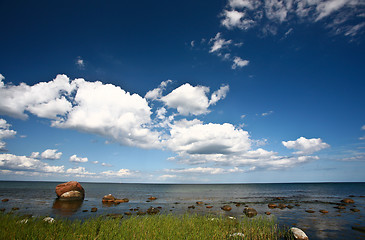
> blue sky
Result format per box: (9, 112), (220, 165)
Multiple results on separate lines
(0, 0), (364, 183)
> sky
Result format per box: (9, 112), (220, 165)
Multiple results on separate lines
(0, 0), (364, 183)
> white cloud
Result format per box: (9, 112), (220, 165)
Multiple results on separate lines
(69, 154), (88, 163)
(101, 169), (135, 177)
(101, 162), (112, 167)
(0, 153), (65, 173)
(92, 161), (99, 164)
(0, 118), (17, 151)
(145, 79), (172, 100)
(221, 0), (365, 37)
(27, 96), (72, 120)
(261, 110), (274, 117)
(165, 166), (244, 175)
(161, 83), (210, 116)
(76, 57), (85, 69)
(166, 120), (251, 156)
(0, 74), (75, 119)
(282, 137), (330, 155)
(209, 32), (232, 53)
(209, 85), (229, 105)
(232, 57), (249, 69)
(66, 166), (93, 175)
(30, 152), (40, 158)
(41, 149), (62, 160)
(361, 125), (365, 130)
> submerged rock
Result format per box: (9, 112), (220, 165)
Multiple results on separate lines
(341, 198), (355, 204)
(1, 199), (9, 202)
(243, 207), (257, 218)
(290, 227), (309, 240)
(265, 211), (271, 215)
(221, 205), (232, 211)
(319, 210), (328, 214)
(268, 203), (277, 209)
(55, 181), (85, 200)
(350, 208), (360, 212)
(305, 210), (315, 213)
(196, 201), (203, 205)
(147, 207), (160, 215)
(148, 197), (157, 201)
(206, 206), (213, 209)
(91, 207), (97, 212)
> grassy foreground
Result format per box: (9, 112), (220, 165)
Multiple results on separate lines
(0, 213), (294, 240)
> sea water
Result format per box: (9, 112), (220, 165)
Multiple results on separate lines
(0, 181), (364, 239)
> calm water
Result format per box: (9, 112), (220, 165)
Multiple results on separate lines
(0, 181), (364, 239)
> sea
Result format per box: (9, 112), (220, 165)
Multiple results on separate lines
(0, 181), (364, 239)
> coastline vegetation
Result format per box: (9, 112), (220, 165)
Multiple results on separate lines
(0, 213), (294, 239)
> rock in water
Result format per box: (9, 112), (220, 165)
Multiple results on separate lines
(221, 205), (232, 211)
(290, 227), (309, 240)
(243, 207), (257, 218)
(341, 198), (355, 204)
(147, 207), (160, 215)
(55, 181), (85, 200)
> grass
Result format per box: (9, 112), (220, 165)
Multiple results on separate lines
(0, 213), (294, 240)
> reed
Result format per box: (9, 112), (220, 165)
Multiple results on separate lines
(0, 213), (294, 239)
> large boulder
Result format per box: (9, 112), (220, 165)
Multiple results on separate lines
(55, 181), (84, 200)
(341, 198), (355, 204)
(290, 227), (309, 240)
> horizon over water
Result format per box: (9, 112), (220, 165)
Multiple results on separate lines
(0, 181), (364, 239)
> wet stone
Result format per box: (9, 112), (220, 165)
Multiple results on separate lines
(319, 210), (329, 214)
(124, 212), (132, 216)
(196, 201), (203, 205)
(305, 210), (315, 213)
(341, 198), (355, 204)
(265, 211), (271, 215)
(82, 210), (88, 212)
(11, 207), (19, 211)
(268, 203), (277, 209)
(350, 208), (360, 212)
(221, 205), (232, 211)
(1, 199), (9, 202)
(91, 207), (97, 212)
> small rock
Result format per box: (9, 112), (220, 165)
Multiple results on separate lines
(196, 201), (203, 205)
(221, 205), (232, 211)
(206, 206), (213, 209)
(243, 207), (257, 218)
(290, 227), (309, 240)
(235, 203), (241, 207)
(114, 198), (129, 203)
(295, 204), (301, 207)
(268, 203), (277, 209)
(137, 211), (146, 215)
(124, 212), (132, 216)
(352, 226), (365, 233)
(278, 203), (286, 209)
(341, 198), (355, 204)
(43, 217), (55, 223)
(148, 197), (157, 201)
(305, 210), (315, 213)
(287, 205), (294, 209)
(350, 208), (360, 212)
(265, 211), (271, 215)
(147, 207), (160, 215)
(11, 207), (19, 211)
(188, 205), (195, 209)
(82, 210), (88, 212)
(334, 206), (346, 209)
(1, 199), (9, 202)
(319, 210), (328, 214)
(102, 194), (116, 203)
(229, 233), (244, 237)
(91, 207), (97, 212)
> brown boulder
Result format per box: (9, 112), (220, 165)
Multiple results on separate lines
(148, 197), (157, 201)
(319, 210), (329, 214)
(221, 205), (232, 211)
(265, 211), (271, 215)
(278, 203), (286, 209)
(206, 206), (213, 209)
(114, 198), (129, 203)
(350, 208), (360, 212)
(243, 207), (257, 218)
(268, 203), (277, 209)
(1, 199), (9, 202)
(341, 198), (355, 204)
(305, 210), (315, 213)
(55, 181), (84, 200)
(196, 201), (203, 205)
(102, 194), (116, 203)
(91, 207), (97, 212)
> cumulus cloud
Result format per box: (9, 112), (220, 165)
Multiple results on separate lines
(66, 166), (94, 175)
(0, 118), (17, 151)
(40, 149), (62, 160)
(221, 0), (365, 37)
(30, 152), (40, 158)
(69, 154), (88, 163)
(232, 57), (249, 69)
(0, 153), (65, 173)
(209, 85), (230, 105)
(160, 83), (210, 116)
(282, 137), (330, 155)
(0, 74), (75, 120)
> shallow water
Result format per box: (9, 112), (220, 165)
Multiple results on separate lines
(0, 181), (364, 239)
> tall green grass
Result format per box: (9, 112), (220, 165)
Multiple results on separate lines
(0, 213), (294, 239)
